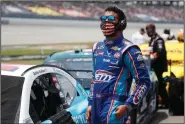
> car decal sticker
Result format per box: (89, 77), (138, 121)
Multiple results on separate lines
(1, 65), (19, 72)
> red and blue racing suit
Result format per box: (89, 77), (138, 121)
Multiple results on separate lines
(88, 34), (151, 124)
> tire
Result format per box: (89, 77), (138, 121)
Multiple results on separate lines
(47, 109), (75, 124)
(154, 83), (159, 113)
(168, 77), (184, 115)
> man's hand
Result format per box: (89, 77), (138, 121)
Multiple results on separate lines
(153, 52), (158, 58)
(115, 105), (128, 120)
(86, 106), (92, 124)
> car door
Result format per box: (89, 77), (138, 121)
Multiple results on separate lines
(18, 65), (81, 123)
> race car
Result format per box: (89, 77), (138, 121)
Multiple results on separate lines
(1, 64), (88, 124)
(44, 49), (159, 124)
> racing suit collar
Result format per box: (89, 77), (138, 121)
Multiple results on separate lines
(104, 34), (124, 48)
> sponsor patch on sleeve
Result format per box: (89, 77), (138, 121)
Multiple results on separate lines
(133, 85), (147, 104)
(158, 40), (163, 49)
(137, 54), (144, 61)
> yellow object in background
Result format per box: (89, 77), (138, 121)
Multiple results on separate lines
(163, 65), (184, 78)
(27, 7), (63, 16)
(139, 40), (184, 97)
(177, 29), (184, 42)
(139, 40), (184, 62)
(139, 40), (184, 78)
(166, 82), (170, 94)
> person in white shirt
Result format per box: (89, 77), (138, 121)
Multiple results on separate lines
(161, 28), (176, 41)
(131, 28), (147, 45)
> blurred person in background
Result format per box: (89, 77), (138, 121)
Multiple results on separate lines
(86, 6), (151, 124)
(177, 29), (184, 42)
(146, 23), (169, 108)
(161, 28), (176, 41)
(131, 28), (147, 45)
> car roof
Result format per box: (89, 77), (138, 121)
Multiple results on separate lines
(1, 63), (34, 76)
(45, 49), (92, 61)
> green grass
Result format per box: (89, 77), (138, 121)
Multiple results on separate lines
(3, 42), (95, 47)
(2, 49), (64, 56)
(1, 42), (95, 64)
(2, 42), (94, 56)
(2, 60), (43, 65)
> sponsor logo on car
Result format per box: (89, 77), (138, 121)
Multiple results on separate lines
(72, 58), (92, 61)
(1, 65), (19, 72)
(33, 68), (47, 75)
(72, 113), (87, 123)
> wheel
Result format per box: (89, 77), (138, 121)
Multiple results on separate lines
(154, 83), (159, 113)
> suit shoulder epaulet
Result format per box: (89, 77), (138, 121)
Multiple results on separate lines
(92, 41), (104, 52)
(121, 39), (140, 54)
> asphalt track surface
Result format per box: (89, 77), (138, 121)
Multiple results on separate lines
(1, 18), (184, 123)
(150, 109), (184, 124)
(2, 18), (184, 46)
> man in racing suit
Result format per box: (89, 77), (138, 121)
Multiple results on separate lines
(86, 6), (151, 124)
(146, 24), (169, 108)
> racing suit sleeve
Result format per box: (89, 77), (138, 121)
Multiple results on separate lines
(88, 43), (98, 106)
(123, 47), (151, 110)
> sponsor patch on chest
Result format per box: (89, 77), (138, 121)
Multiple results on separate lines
(103, 58), (110, 62)
(114, 52), (121, 59)
(94, 70), (114, 83)
(98, 52), (104, 55)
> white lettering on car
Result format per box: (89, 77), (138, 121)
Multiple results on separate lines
(72, 113), (87, 124)
(33, 69), (47, 75)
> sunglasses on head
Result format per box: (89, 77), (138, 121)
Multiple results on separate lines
(100, 15), (116, 22)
